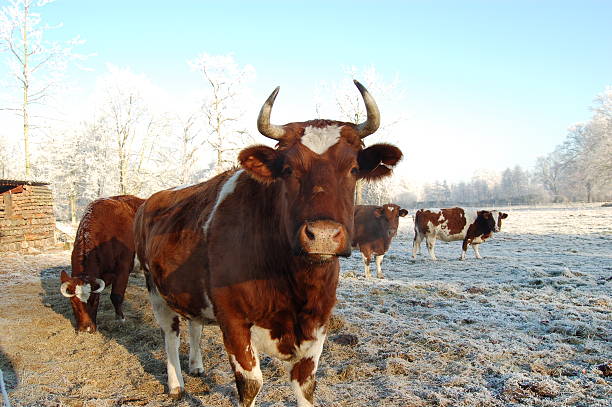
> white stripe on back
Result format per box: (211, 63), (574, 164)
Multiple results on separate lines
(203, 170), (244, 235)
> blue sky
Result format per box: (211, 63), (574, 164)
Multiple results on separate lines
(15, 0), (612, 182)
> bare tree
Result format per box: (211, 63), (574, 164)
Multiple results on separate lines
(91, 66), (171, 196)
(189, 53), (255, 174)
(0, 0), (83, 178)
(534, 149), (568, 202)
(173, 110), (206, 185)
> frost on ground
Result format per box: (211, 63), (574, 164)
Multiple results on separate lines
(0, 204), (610, 406)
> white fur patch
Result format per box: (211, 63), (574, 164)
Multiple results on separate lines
(199, 291), (216, 321)
(229, 353), (263, 382)
(250, 325), (326, 362)
(203, 170), (244, 235)
(75, 284), (91, 303)
(301, 125), (341, 155)
(490, 210), (501, 232)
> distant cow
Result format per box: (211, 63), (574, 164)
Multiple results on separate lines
(412, 207), (508, 260)
(352, 204), (408, 278)
(134, 80), (403, 404)
(60, 195), (145, 333)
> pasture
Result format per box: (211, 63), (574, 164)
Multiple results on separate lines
(0, 204), (610, 406)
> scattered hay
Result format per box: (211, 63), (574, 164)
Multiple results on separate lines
(1, 206), (611, 406)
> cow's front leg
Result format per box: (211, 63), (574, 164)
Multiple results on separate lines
(426, 236), (437, 260)
(361, 251), (372, 278)
(110, 263), (131, 322)
(223, 322), (262, 407)
(375, 254), (385, 278)
(287, 327), (326, 407)
(188, 319), (204, 375)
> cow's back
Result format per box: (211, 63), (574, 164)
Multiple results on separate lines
(71, 195), (144, 278)
(414, 207), (476, 242)
(134, 171), (235, 317)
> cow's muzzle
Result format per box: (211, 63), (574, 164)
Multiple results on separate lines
(296, 220), (350, 260)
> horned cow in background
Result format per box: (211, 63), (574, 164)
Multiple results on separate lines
(352, 203), (408, 278)
(60, 195), (145, 333)
(134, 80), (403, 406)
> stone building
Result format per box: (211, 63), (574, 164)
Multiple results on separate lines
(0, 180), (56, 254)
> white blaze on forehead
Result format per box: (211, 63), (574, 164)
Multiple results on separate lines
(387, 206), (395, 212)
(490, 210), (502, 231)
(203, 170), (244, 235)
(301, 125), (342, 155)
(75, 284), (91, 303)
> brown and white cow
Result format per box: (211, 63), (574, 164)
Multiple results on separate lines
(134, 81), (403, 405)
(60, 195), (144, 333)
(412, 207), (508, 260)
(352, 204), (408, 278)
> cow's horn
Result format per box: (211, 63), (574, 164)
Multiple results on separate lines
(354, 80), (380, 138)
(60, 282), (75, 298)
(257, 86), (285, 140)
(92, 279), (105, 293)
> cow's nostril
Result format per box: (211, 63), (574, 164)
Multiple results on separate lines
(305, 226), (316, 240)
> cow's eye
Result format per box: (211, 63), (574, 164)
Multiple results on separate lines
(282, 166), (293, 177)
(350, 167), (359, 176)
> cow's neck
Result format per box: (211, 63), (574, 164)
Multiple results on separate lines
(241, 176), (339, 314)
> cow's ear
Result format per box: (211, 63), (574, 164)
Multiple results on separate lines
(357, 143), (403, 180)
(239, 145), (282, 183)
(60, 270), (70, 283)
(399, 209), (408, 217)
(501, 212), (508, 219)
(374, 207), (384, 217)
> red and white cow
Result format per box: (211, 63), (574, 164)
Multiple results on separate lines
(352, 204), (408, 278)
(134, 81), (403, 405)
(60, 195), (145, 333)
(412, 207), (508, 260)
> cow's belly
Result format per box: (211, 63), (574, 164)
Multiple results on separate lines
(469, 235), (486, 244)
(434, 230), (465, 242)
(250, 325), (325, 362)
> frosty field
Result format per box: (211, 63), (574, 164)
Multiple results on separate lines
(0, 204), (610, 406)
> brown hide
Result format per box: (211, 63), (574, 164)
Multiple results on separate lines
(134, 81), (404, 402)
(413, 207), (506, 260)
(63, 195), (144, 332)
(462, 210), (497, 250)
(352, 204), (407, 258)
(414, 207), (467, 236)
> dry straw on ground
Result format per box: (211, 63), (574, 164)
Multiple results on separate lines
(0, 204), (610, 406)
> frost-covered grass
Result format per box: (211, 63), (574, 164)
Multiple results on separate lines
(0, 204), (610, 406)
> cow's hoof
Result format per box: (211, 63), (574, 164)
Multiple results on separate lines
(169, 387), (184, 400)
(189, 366), (204, 376)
